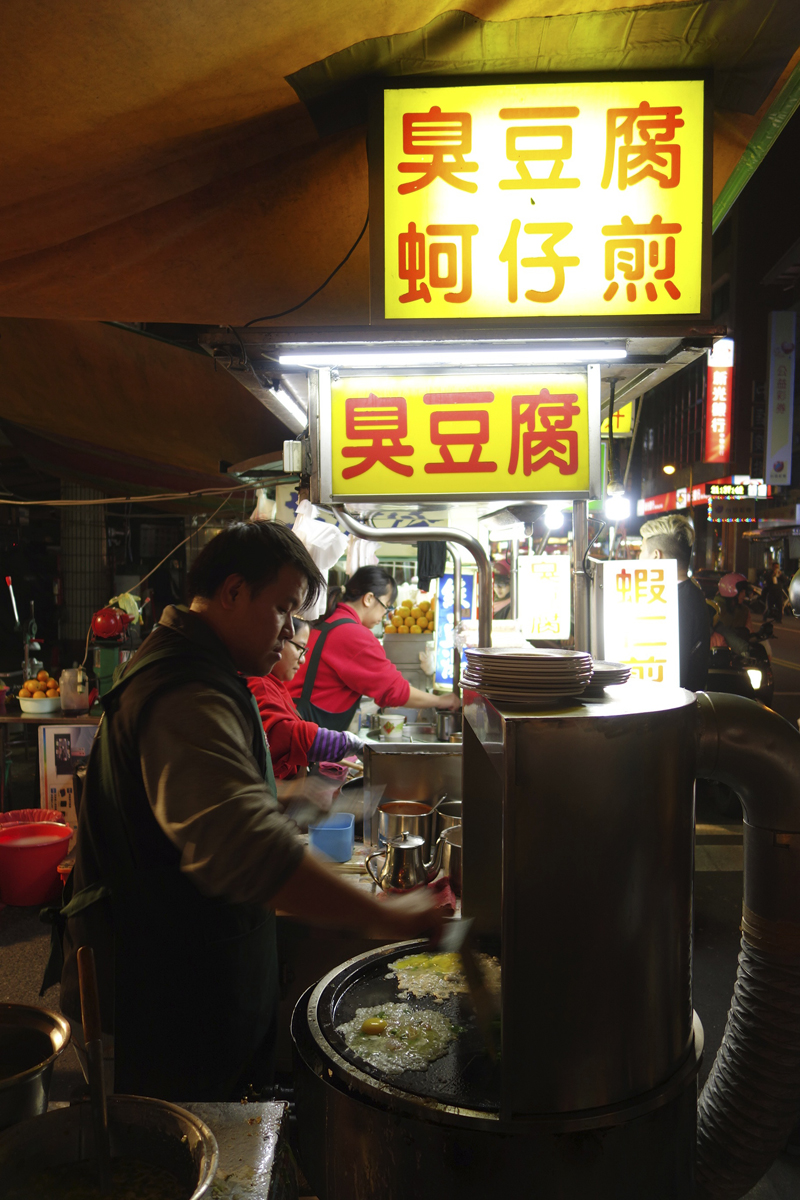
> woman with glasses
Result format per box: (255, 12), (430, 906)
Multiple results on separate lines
(247, 618), (364, 780)
(289, 565), (460, 731)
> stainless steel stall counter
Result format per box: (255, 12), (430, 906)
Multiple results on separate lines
(363, 721), (461, 807)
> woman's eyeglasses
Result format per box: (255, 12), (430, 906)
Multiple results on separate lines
(374, 596), (394, 616)
(286, 639), (308, 661)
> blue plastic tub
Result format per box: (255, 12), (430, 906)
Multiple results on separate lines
(308, 813), (355, 863)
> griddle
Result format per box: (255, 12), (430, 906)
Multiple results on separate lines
(315, 944), (502, 1112)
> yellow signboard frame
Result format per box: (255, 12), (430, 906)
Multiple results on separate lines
(369, 72), (712, 328)
(316, 366), (601, 503)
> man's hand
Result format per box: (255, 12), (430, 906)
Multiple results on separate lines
(365, 889), (445, 944)
(434, 691), (461, 712)
(277, 776), (340, 815)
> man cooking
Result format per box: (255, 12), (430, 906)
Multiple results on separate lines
(59, 521), (442, 1102)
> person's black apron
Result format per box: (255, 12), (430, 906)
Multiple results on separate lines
(46, 624), (281, 1102)
(294, 616), (361, 732)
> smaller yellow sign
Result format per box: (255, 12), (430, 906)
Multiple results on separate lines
(519, 554), (572, 639)
(600, 401), (633, 435)
(603, 561), (680, 686)
(326, 372), (594, 501)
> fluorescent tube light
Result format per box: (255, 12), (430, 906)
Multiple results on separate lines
(267, 385), (307, 433)
(278, 348), (627, 369)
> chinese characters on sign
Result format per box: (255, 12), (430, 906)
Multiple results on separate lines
(518, 555), (572, 640)
(379, 80), (705, 320)
(765, 312), (797, 486)
(704, 338), (733, 463)
(434, 573), (474, 688)
(328, 373), (592, 499)
(603, 561), (680, 687)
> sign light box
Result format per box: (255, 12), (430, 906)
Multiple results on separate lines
(603, 560), (680, 687)
(371, 76), (710, 323)
(319, 369), (600, 502)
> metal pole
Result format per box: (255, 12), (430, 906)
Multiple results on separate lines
(510, 535), (519, 620)
(331, 506), (493, 648)
(449, 543), (462, 691)
(572, 500), (591, 652)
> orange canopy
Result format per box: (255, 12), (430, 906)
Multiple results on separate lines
(0, 0), (797, 328)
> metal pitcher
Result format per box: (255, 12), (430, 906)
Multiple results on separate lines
(366, 831), (444, 892)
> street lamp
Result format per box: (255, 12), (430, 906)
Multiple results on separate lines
(663, 464), (676, 475)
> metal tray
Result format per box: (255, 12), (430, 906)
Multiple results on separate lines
(314, 943), (501, 1112)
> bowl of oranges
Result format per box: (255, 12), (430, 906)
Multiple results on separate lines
(18, 671), (62, 714)
(384, 597), (436, 638)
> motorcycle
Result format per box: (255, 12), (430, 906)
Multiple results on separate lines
(707, 620), (774, 706)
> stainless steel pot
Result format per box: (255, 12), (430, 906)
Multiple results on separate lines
(435, 799), (462, 839)
(436, 710), (463, 741)
(0, 1095), (218, 1199)
(438, 825), (462, 896)
(0, 1004), (70, 1132)
(377, 800), (433, 856)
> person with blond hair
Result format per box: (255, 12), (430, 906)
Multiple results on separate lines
(639, 512), (710, 691)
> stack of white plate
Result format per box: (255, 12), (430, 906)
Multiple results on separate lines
(462, 647), (594, 706)
(584, 661), (632, 697)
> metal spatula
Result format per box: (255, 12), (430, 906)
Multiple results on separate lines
(437, 918), (498, 1061)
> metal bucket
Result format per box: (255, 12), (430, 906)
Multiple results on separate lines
(378, 800), (433, 857)
(0, 1004), (70, 1132)
(438, 825), (462, 896)
(435, 799), (462, 839)
(435, 711), (462, 741)
(0, 1094), (218, 1199)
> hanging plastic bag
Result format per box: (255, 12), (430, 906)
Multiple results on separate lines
(250, 488), (275, 522)
(292, 500), (348, 619)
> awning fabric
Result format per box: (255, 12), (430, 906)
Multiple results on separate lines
(0, 318), (286, 494)
(0, 0), (798, 328)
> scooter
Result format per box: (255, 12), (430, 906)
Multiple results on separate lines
(707, 621), (774, 706)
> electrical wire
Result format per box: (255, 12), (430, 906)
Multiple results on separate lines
(0, 481), (298, 508)
(127, 491), (235, 595)
(244, 212), (369, 327)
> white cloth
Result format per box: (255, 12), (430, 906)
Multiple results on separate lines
(345, 534), (379, 576)
(292, 500), (348, 619)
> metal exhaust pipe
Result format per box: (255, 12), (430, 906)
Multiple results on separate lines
(695, 692), (800, 1199)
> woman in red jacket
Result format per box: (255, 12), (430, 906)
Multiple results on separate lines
(248, 620), (363, 779)
(288, 566), (460, 731)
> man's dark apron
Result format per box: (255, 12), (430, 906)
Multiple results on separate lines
(45, 634), (280, 1102)
(293, 616), (361, 731)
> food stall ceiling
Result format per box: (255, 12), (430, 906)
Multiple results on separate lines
(0, 3), (794, 489)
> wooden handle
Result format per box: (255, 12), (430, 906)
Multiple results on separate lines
(77, 945), (103, 1045)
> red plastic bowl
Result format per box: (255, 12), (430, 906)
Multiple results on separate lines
(0, 822), (72, 906)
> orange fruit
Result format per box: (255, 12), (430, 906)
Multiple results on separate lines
(398, 626), (409, 634)
(46, 689), (59, 698)
(404, 616), (414, 627)
(411, 624), (422, 633)
(391, 614), (403, 628)
(417, 617), (428, 630)
(46, 678), (58, 690)
(17, 689), (27, 699)
(384, 623), (396, 634)
(32, 690), (47, 699)
(419, 601), (431, 613)
(37, 670), (49, 682)
(25, 680), (38, 693)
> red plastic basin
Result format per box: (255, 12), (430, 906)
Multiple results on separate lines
(0, 822), (72, 906)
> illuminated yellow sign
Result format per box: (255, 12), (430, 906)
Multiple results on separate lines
(376, 78), (706, 321)
(601, 401), (633, 435)
(324, 372), (594, 501)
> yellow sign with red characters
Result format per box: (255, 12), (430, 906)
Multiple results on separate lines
(373, 77), (708, 322)
(321, 371), (598, 502)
